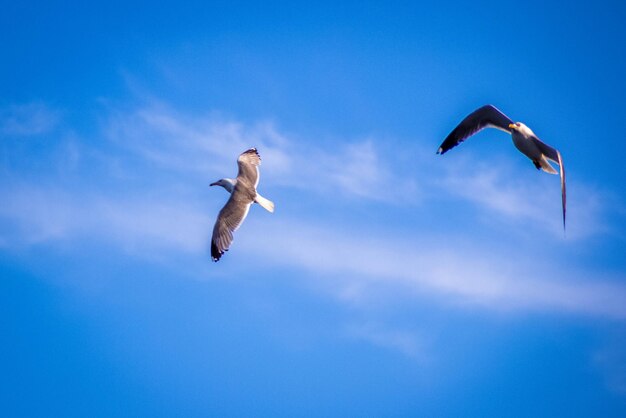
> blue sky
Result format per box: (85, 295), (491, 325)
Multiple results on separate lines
(2, 1), (626, 416)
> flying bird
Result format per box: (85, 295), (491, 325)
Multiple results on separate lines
(437, 104), (566, 230)
(210, 148), (275, 261)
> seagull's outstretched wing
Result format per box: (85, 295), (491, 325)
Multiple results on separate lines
(211, 195), (252, 261)
(437, 105), (514, 154)
(237, 148), (261, 188)
(531, 138), (567, 230)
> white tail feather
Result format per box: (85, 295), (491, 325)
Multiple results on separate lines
(539, 155), (558, 174)
(255, 194), (275, 213)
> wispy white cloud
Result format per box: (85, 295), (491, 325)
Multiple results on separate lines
(1, 99), (624, 324)
(101, 101), (615, 236)
(0, 102), (60, 136)
(2, 180), (625, 321)
(240, 217), (626, 320)
(345, 322), (428, 361)
(104, 102), (418, 203)
(105, 103), (285, 176)
(0, 183), (211, 256)
(593, 335), (626, 396)
(436, 155), (612, 239)
(0, 185), (76, 244)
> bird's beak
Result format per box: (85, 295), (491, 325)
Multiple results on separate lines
(210, 181), (218, 187)
(508, 123), (516, 129)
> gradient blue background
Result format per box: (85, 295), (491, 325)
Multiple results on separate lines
(2, 1), (626, 416)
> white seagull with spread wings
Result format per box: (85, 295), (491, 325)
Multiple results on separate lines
(437, 104), (566, 230)
(210, 148), (274, 261)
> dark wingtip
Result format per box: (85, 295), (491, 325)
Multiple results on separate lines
(211, 241), (223, 262)
(244, 147), (261, 160)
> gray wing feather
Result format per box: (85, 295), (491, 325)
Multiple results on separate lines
(237, 148), (261, 188)
(437, 105), (514, 154)
(211, 193), (252, 261)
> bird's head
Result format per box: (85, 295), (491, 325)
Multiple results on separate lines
(210, 178), (236, 193)
(508, 122), (534, 136)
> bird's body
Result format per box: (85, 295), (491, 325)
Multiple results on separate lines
(210, 148), (274, 262)
(437, 105), (566, 230)
(509, 123), (559, 175)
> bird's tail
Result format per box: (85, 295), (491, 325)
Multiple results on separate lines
(538, 155), (558, 174)
(255, 194), (275, 213)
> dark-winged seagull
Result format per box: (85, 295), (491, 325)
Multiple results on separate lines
(437, 104), (566, 230)
(210, 148), (274, 261)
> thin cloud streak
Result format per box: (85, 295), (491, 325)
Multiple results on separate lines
(242, 217), (626, 320)
(1, 99), (624, 321)
(436, 155), (611, 239)
(3, 180), (625, 321)
(104, 103), (418, 203)
(103, 101), (612, 235)
(0, 183), (211, 255)
(0, 102), (60, 136)
(345, 322), (428, 361)
(594, 337), (626, 395)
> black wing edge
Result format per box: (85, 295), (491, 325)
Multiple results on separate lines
(211, 241), (224, 262)
(241, 147), (260, 159)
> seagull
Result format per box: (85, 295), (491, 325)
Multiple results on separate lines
(210, 148), (274, 261)
(437, 104), (566, 230)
